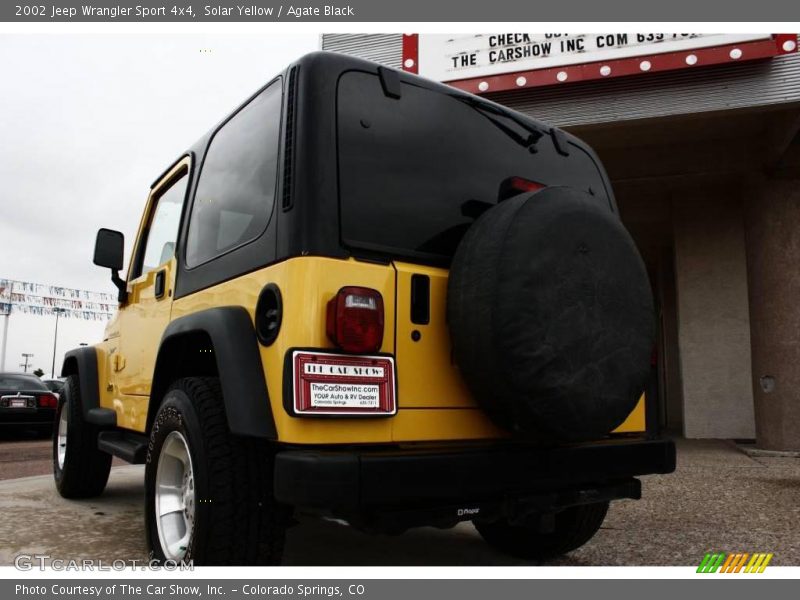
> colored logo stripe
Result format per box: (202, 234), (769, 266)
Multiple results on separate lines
(697, 553), (726, 573)
(759, 554), (774, 572)
(697, 553), (712, 573)
(745, 554), (761, 573)
(744, 553), (774, 573)
(710, 553), (726, 573)
(734, 553), (749, 573)
(720, 554), (736, 573)
(697, 552), (773, 573)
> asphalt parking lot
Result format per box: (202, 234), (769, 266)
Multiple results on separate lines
(0, 429), (124, 481)
(0, 429), (53, 481)
(0, 437), (797, 566)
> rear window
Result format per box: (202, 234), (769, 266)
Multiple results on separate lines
(0, 375), (47, 391)
(337, 71), (610, 262)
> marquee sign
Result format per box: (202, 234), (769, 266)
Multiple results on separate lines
(402, 34), (798, 94)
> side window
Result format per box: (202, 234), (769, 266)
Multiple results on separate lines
(134, 169), (188, 278)
(186, 80), (282, 268)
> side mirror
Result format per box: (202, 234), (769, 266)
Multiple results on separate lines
(93, 228), (127, 303)
(93, 228), (124, 270)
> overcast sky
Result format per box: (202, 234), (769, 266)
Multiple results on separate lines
(0, 34), (318, 376)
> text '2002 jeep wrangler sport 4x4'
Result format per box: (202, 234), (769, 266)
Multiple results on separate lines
(53, 52), (675, 565)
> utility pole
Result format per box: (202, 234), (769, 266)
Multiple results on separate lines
(51, 307), (66, 378)
(1, 279), (11, 372)
(0, 307), (9, 372)
(20, 353), (33, 373)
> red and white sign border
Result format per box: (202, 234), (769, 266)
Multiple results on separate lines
(291, 350), (398, 417)
(402, 34), (798, 95)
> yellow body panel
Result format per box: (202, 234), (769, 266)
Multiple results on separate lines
(116, 260), (176, 398)
(391, 408), (507, 441)
(170, 255), (645, 443)
(613, 394), (646, 433)
(95, 250), (646, 441)
(394, 263), (474, 408)
(394, 260), (645, 436)
(96, 322), (151, 431)
(171, 256), (396, 444)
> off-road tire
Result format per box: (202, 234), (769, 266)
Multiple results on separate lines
(474, 501), (609, 561)
(53, 374), (112, 498)
(145, 377), (289, 566)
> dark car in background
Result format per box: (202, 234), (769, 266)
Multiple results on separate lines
(42, 378), (65, 398)
(0, 373), (59, 436)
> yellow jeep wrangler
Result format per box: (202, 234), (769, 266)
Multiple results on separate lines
(53, 52), (674, 565)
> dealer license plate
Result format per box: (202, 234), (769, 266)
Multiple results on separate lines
(292, 351), (396, 416)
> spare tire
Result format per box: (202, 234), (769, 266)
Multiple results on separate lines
(447, 186), (654, 442)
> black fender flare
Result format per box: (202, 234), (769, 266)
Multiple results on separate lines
(61, 346), (115, 425)
(152, 306), (277, 439)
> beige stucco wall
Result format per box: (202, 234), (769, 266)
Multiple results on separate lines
(673, 191), (755, 439)
(745, 175), (800, 451)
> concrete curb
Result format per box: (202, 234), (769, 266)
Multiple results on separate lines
(738, 445), (800, 458)
(0, 465), (143, 488)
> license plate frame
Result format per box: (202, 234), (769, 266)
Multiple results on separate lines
(292, 350), (397, 416)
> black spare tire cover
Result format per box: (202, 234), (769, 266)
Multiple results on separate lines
(447, 187), (654, 441)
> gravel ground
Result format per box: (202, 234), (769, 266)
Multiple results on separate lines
(0, 437), (796, 566)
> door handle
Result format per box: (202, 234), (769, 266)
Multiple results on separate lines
(154, 269), (166, 300)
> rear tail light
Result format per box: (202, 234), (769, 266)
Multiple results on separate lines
(499, 176), (546, 201)
(38, 393), (58, 409)
(326, 287), (384, 354)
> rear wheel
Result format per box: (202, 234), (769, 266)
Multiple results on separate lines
(52, 375), (112, 498)
(145, 377), (289, 565)
(474, 502), (609, 561)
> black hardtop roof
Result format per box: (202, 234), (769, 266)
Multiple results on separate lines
(172, 50), (582, 182)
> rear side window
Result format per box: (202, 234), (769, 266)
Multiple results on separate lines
(186, 80), (282, 268)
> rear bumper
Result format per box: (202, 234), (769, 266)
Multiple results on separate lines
(0, 407), (56, 426)
(274, 438), (675, 525)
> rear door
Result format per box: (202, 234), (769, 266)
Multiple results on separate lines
(394, 262), (475, 408)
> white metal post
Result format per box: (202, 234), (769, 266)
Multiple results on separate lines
(0, 311), (9, 372)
